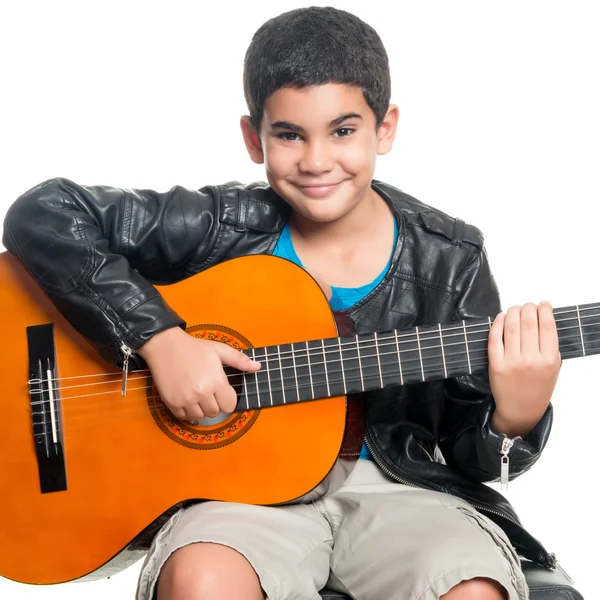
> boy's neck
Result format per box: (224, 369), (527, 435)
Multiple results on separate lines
(286, 185), (396, 291)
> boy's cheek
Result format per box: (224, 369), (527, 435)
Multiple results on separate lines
(263, 147), (298, 177)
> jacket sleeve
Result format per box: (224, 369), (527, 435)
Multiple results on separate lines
(438, 244), (553, 484)
(2, 177), (221, 367)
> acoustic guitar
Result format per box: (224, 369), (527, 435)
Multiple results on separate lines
(0, 252), (597, 585)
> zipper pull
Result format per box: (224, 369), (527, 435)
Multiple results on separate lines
(120, 343), (134, 396)
(499, 435), (521, 490)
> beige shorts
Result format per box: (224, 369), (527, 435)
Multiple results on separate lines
(137, 460), (528, 600)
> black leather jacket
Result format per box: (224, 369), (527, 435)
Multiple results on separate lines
(2, 177), (556, 568)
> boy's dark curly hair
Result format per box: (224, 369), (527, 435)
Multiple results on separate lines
(243, 6), (391, 131)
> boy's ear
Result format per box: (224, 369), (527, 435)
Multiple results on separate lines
(240, 116), (264, 164)
(376, 104), (400, 156)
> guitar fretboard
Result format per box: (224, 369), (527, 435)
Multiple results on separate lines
(231, 302), (600, 410)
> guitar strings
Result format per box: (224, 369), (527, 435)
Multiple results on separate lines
(27, 336), (600, 435)
(32, 338), (494, 409)
(28, 306), (600, 389)
(28, 318), (600, 404)
(27, 322), (591, 403)
(29, 332), (600, 432)
(28, 324), (600, 413)
(26, 327), (499, 395)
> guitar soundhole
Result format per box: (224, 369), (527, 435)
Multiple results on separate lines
(146, 324), (260, 450)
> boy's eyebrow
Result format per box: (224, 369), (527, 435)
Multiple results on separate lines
(270, 112), (363, 132)
(330, 112), (362, 127)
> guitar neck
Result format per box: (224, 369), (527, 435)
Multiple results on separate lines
(235, 302), (600, 410)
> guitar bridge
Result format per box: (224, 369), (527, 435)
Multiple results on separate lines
(27, 324), (67, 494)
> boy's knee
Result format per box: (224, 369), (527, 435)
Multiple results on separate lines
(442, 577), (508, 600)
(157, 542), (264, 600)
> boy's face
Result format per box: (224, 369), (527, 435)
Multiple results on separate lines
(241, 83), (398, 224)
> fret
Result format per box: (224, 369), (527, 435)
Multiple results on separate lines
(579, 302), (600, 358)
(306, 339), (329, 400)
(250, 346), (267, 408)
(439, 323), (467, 378)
(264, 346), (274, 406)
(463, 318), (490, 375)
(291, 343), (300, 401)
(355, 334), (365, 391)
(374, 332), (384, 389)
(415, 327), (425, 381)
(254, 348), (273, 408)
(321, 339), (331, 396)
(338, 337), (347, 394)
(242, 351), (250, 409)
(305, 341), (314, 399)
(395, 327), (420, 385)
(377, 331), (404, 387)
(438, 324), (447, 379)
(276, 345), (286, 403)
(252, 347), (261, 408)
(339, 335), (362, 394)
(278, 342), (298, 403)
(258, 346), (280, 406)
(394, 330), (404, 385)
(356, 332), (384, 391)
(322, 337), (345, 397)
(576, 305), (585, 356)
(557, 305), (583, 358)
(462, 321), (472, 375)
(253, 345), (286, 407)
(484, 316), (493, 373)
(291, 341), (312, 402)
(413, 324), (445, 382)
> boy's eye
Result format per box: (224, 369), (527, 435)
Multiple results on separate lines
(278, 132), (301, 141)
(333, 127), (355, 138)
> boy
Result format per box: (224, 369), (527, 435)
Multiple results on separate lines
(2, 6), (561, 600)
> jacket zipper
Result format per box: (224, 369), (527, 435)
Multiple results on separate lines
(500, 434), (522, 490)
(119, 342), (135, 396)
(363, 436), (574, 583)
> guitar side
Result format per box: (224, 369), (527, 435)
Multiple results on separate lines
(0, 252), (350, 585)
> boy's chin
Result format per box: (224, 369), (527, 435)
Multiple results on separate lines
(295, 204), (355, 224)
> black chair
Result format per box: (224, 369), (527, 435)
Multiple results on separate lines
(318, 560), (583, 599)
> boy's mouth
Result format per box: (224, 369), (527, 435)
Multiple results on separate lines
(295, 182), (343, 198)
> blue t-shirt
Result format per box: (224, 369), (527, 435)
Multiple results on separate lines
(272, 218), (399, 460)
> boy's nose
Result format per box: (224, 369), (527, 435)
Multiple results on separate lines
(299, 140), (334, 174)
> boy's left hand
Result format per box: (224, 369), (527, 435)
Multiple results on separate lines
(488, 301), (562, 438)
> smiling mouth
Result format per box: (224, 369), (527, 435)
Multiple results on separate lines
(295, 182), (343, 198)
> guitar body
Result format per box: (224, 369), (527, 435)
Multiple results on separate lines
(0, 252), (356, 585)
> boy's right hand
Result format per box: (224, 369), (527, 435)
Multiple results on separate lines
(136, 327), (261, 422)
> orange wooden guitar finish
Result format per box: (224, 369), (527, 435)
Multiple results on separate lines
(4, 250), (596, 586)
(0, 252), (349, 585)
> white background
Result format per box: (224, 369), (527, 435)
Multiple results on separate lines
(1, 1), (598, 598)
